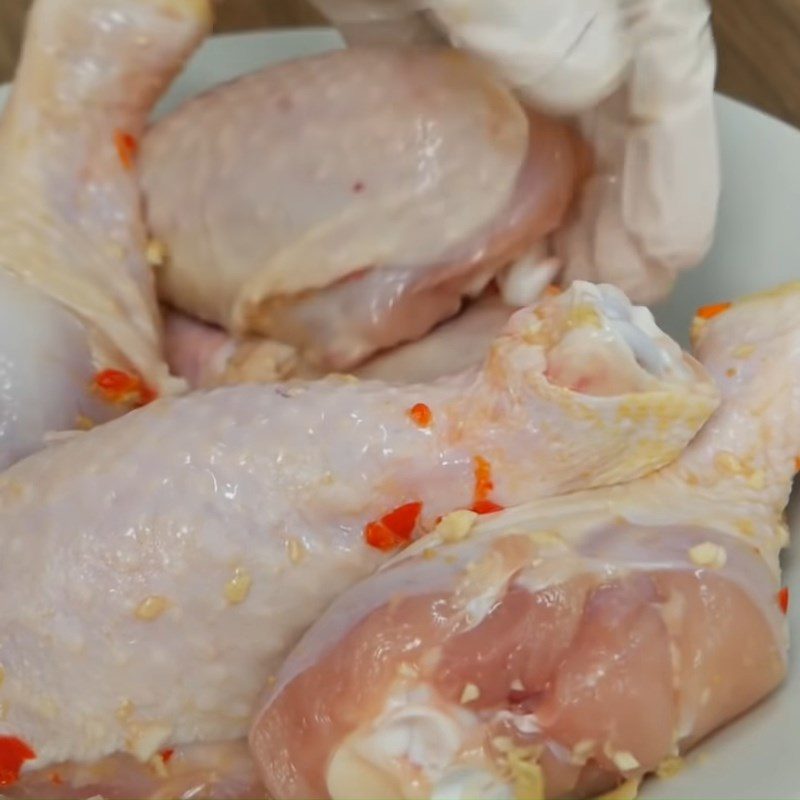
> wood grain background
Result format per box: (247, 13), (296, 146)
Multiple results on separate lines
(2, 1), (800, 129)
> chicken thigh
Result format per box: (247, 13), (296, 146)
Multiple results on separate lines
(141, 47), (587, 371)
(252, 285), (798, 799)
(0, 0), (207, 467)
(0, 283), (716, 779)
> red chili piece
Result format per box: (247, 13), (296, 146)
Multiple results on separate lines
(114, 130), (138, 170)
(695, 301), (731, 320)
(364, 501), (423, 551)
(471, 456), (503, 514)
(778, 587), (790, 615)
(408, 403), (433, 428)
(0, 736), (36, 786)
(92, 369), (156, 407)
(472, 499), (505, 515)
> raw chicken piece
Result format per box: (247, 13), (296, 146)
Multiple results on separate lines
(164, 293), (511, 389)
(0, 0), (207, 467)
(252, 286), (798, 799)
(140, 47), (587, 370)
(0, 283), (717, 775)
(355, 292), (513, 383)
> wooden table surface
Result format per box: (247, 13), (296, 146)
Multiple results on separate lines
(1, 0), (800, 129)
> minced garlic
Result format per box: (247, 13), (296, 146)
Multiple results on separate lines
(126, 722), (171, 762)
(224, 567), (252, 604)
(611, 750), (640, 772)
(571, 739), (595, 765)
(713, 451), (743, 475)
(688, 542), (727, 569)
(736, 518), (756, 537)
(460, 683), (480, 704)
(75, 414), (95, 431)
(286, 537), (307, 565)
(733, 344), (755, 359)
(135, 596), (170, 621)
(146, 239), (167, 267)
(434, 509), (478, 543)
(656, 755), (684, 779)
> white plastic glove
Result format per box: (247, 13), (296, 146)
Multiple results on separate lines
(311, 0), (719, 304)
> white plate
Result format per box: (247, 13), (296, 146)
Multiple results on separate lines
(2, 26), (798, 800)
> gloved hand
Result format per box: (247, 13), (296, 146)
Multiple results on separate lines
(310, 0), (719, 305)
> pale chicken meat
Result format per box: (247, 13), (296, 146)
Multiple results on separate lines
(0, 0), (207, 467)
(355, 292), (512, 383)
(252, 285), (798, 800)
(140, 47), (587, 371)
(0, 283), (717, 780)
(164, 295), (511, 389)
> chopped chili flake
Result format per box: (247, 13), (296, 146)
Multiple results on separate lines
(50, 772), (63, 786)
(473, 455), (494, 502)
(778, 587), (790, 615)
(408, 403), (433, 428)
(114, 130), (138, 170)
(0, 736), (36, 786)
(795, 457), (800, 473)
(381, 501), (422, 539)
(471, 456), (503, 513)
(160, 748), (174, 764)
(91, 369), (156, 407)
(364, 521), (398, 551)
(472, 499), (505, 515)
(696, 301), (731, 320)
(364, 501), (423, 551)
(353, 181), (365, 193)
